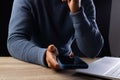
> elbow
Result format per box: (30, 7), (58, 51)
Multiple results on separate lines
(7, 38), (14, 57)
(7, 37), (19, 58)
(87, 36), (104, 58)
(80, 35), (104, 58)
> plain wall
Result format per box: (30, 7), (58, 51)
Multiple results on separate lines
(109, 0), (120, 57)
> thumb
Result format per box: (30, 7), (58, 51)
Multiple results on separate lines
(47, 44), (59, 56)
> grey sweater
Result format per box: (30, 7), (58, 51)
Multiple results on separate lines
(7, 0), (104, 66)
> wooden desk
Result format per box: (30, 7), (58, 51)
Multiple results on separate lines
(0, 57), (102, 80)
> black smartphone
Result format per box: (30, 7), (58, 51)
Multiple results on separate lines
(57, 56), (88, 69)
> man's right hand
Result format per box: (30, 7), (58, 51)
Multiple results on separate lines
(46, 44), (60, 70)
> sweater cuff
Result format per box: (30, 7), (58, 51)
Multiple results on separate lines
(70, 7), (86, 24)
(37, 48), (48, 67)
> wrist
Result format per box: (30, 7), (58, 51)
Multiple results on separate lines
(70, 7), (82, 14)
(70, 7), (80, 13)
(68, 0), (81, 13)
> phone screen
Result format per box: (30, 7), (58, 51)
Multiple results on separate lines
(57, 56), (88, 69)
(57, 56), (74, 64)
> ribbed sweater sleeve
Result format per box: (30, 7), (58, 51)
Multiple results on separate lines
(70, 0), (104, 58)
(7, 0), (47, 66)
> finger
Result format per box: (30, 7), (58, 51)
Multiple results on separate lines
(49, 56), (60, 69)
(69, 52), (74, 58)
(49, 61), (60, 70)
(48, 44), (59, 56)
(47, 61), (52, 68)
(46, 55), (58, 69)
(47, 44), (56, 52)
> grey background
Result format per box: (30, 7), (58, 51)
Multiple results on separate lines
(109, 0), (120, 57)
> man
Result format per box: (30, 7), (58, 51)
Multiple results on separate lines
(7, 0), (104, 70)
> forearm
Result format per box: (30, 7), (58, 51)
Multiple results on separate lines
(7, 0), (48, 66)
(70, 8), (104, 58)
(7, 36), (47, 66)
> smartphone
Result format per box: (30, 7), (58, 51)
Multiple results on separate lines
(57, 56), (88, 69)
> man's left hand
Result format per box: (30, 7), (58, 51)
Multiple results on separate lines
(62, 0), (81, 13)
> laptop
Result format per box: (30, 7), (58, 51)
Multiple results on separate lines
(76, 57), (120, 80)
